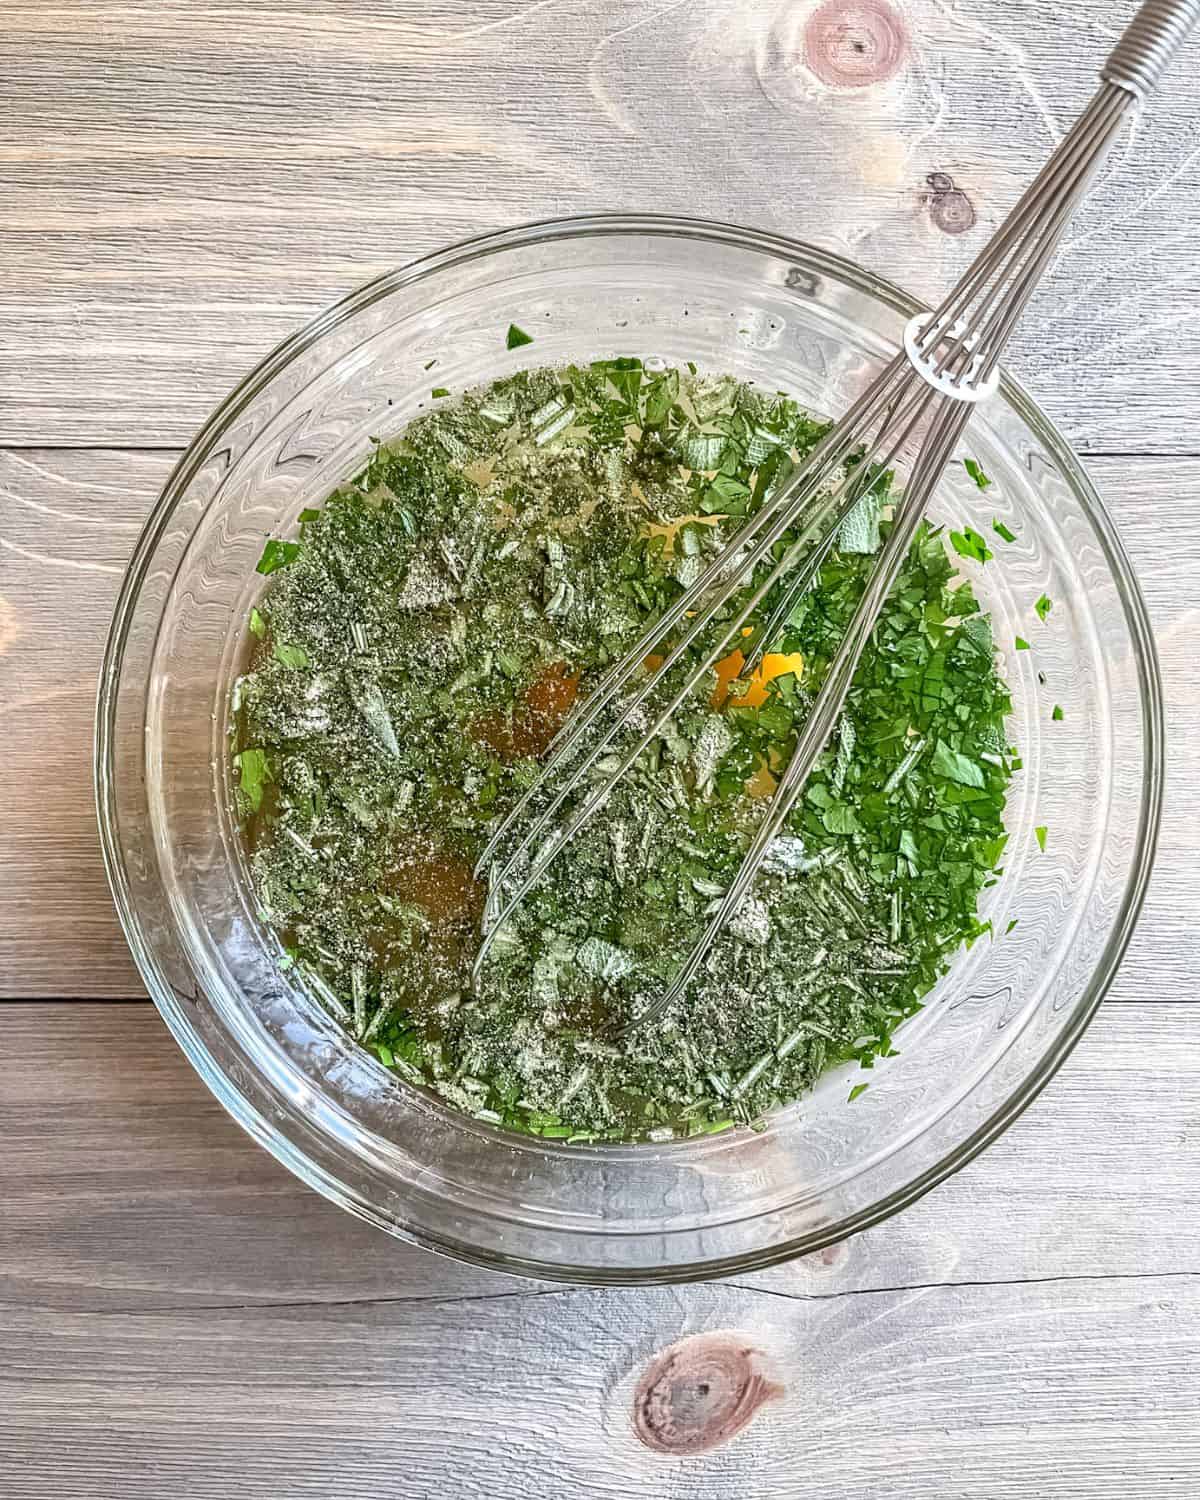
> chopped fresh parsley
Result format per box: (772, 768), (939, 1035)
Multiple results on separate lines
(1035, 825), (1048, 852)
(950, 526), (993, 565)
(1014, 636), (1030, 651)
(255, 539), (301, 575)
(992, 518), (1017, 543)
(505, 323), (534, 350)
(1035, 593), (1053, 621)
(1052, 704), (1063, 721)
(248, 606), (266, 639)
(963, 458), (992, 489)
(848, 1082), (870, 1102)
(431, 387), (450, 398)
(931, 739), (987, 788)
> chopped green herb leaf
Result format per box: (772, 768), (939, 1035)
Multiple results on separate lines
(273, 641), (309, 669)
(1005, 918), (1019, 934)
(248, 606), (266, 639)
(1052, 704), (1063, 721)
(950, 526), (994, 565)
(931, 739), (987, 788)
(993, 518), (1017, 543)
(505, 323), (534, 350)
(234, 748), (271, 813)
(255, 539), (300, 575)
(821, 802), (861, 835)
(1014, 636), (1030, 651)
(848, 1082), (870, 1102)
(963, 457), (992, 490)
(1035, 825), (1048, 852)
(431, 387), (450, 398)
(1035, 594), (1053, 622)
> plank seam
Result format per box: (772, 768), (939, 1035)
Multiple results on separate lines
(7, 1268), (1197, 1320)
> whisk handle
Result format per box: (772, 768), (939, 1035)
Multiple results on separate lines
(1102, 0), (1200, 98)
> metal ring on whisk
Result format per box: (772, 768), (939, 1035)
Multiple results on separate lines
(902, 314), (1000, 404)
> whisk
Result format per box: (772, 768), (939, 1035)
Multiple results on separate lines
(472, 0), (1198, 1033)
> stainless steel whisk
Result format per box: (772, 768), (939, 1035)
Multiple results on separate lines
(473, 0), (1198, 1033)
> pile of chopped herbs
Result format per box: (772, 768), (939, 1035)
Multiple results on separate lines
(234, 357), (1015, 1143)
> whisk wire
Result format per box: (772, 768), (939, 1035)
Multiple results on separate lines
(918, 86), (1130, 394)
(473, 352), (912, 882)
(740, 378), (938, 678)
(471, 0), (1197, 1032)
(925, 88), (1124, 346)
(472, 374), (928, 977)
(620, 374), (977, 1032)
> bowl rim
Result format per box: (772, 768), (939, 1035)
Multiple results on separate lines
(96, 212), (1165, 1283)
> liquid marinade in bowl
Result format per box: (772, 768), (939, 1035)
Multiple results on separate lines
(233, 353), (1015, 1143)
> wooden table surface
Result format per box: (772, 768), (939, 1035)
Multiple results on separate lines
(3, 2), (1199, 1495)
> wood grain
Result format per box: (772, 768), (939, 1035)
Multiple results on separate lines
(3, 0), (1199, 452)
(3, 448), (1195, 999)
(0, 448), (173, 996)
(2, 1272), (1197, 1498)
(3, 2), (1200, 1490)
(3, 1001), (1197, 1315)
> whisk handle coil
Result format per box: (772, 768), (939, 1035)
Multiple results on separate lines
(1103, 0), (1200, 99)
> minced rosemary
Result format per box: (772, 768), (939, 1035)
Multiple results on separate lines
(234, 357), (1014, 1142)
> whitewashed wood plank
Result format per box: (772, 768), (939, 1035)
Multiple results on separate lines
(2, 0), (1198, 450)
(2, 447), (1193, 998)
(0, 448), (173, 996)
(3, 1001), (1197, 1313)
(2, 1272), (1198, 1497)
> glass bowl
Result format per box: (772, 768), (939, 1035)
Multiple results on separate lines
(96, 215), (1163, 1284)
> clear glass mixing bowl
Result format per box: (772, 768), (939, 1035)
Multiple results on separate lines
(96, 216), (1163, 1283)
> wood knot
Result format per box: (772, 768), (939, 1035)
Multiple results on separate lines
(803, 0), (908, 89)
(632, 1331), (783, 1456)
(925, 171), (976, 235)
